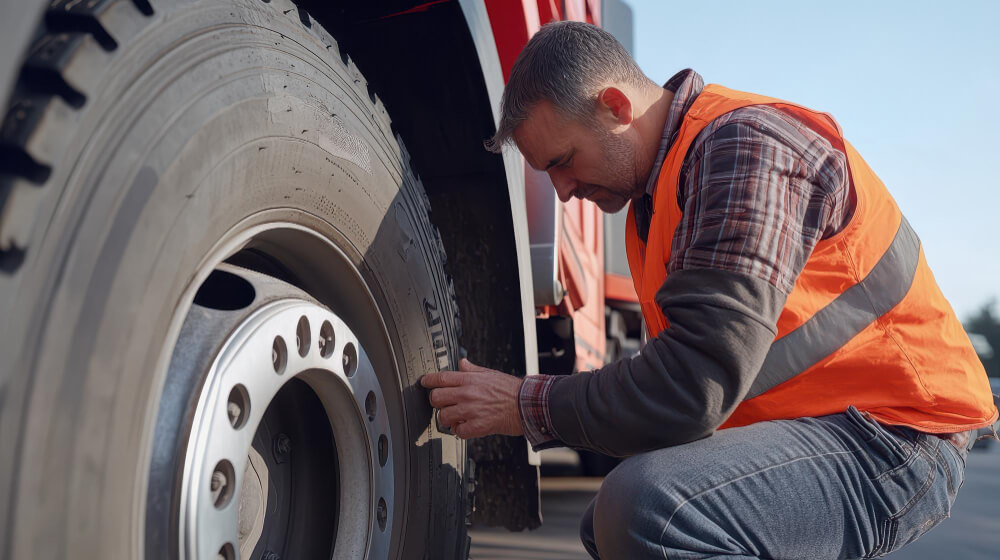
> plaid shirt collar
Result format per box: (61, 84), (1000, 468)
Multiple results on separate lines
(643, 69), (705, 196)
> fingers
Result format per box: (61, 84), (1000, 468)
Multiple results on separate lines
(437, 403), (474, 427)
(458, 358), (491, 373)
(428, 387), (464, 408)
(454, 418), (488, 439)
(421, 359), (492, 389)
(438, 404), (496, 439)
(420, 370), (467, 389)
(422, 358), (503, 441)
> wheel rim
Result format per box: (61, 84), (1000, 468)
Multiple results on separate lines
(145, 211), (411, 560)
(175, 266), (394, 559)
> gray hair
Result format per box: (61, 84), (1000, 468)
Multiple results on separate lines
(484, 21), (653, 153)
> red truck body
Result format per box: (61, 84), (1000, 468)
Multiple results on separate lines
(486, 0), (640, 374)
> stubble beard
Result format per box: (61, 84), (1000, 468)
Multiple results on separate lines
(593, 126), (642, 213)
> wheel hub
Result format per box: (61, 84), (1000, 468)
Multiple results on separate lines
(172, 265), (394, 559)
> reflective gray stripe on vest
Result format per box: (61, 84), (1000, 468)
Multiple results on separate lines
(745, 216), (921, 401)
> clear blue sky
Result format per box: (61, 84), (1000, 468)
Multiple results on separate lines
(626, 0), (999, 321)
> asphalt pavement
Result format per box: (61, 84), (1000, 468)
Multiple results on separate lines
(469, 444), (1000, 560)
(469, 477), (600, 560)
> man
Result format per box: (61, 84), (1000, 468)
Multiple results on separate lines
(421, 21), (998, 559)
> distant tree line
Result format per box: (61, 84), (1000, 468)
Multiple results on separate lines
(966, 298), (1000, 378)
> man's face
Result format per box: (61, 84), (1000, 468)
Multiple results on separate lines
(513, 100), (644, 213)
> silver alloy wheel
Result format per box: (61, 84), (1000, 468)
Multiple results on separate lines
(174, 265), (393, 559)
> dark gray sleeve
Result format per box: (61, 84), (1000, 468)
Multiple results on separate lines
(546, 267), (786, 457)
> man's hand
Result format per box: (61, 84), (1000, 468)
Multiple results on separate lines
(420, 358), (525, 439)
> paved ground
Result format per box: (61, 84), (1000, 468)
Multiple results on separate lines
(469, 477), (599, 560)
(469, 444), (1000, 559)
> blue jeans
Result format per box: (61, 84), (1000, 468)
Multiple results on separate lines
(580, 406), (969, 559)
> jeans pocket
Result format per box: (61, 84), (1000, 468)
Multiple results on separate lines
(881, 444), (958, 556)
(844, 405), (920, 479)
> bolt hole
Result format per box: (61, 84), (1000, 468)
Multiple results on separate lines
(378, 434), (388, 467)
(319, 320), (335, 358)
(377, 497), (387, 531)
(210, 460), (236, 509)
(272, 336), (287, 375)
(226, 384), (250, 430)
(365, 391), (376, 422)
(217, 542), (235, 560)
(296, 316), (310, 357)
(342, 342), (357, 377)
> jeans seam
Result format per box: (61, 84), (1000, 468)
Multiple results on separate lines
(656, 447), (865, 559)
(931, 441), (956, 495)
(941, 432), (968, 470)
(872, 440), (921, 482)
(865, 516), (895, 559)
(885, 517), (899, 556)
(847, 407), (885, 445)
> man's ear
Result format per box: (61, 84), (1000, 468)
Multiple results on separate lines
(598, 87), (633, 126)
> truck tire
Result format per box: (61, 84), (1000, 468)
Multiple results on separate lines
(0, 0), (469, 558)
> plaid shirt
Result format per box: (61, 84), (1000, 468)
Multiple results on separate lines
(519, 69), (852, 449)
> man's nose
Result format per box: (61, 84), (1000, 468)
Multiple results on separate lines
(550, 172), (576, 203)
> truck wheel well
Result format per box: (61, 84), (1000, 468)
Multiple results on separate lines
(296, 0), (541, 529)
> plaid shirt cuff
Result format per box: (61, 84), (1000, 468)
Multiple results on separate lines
(518, 374), (562, 449)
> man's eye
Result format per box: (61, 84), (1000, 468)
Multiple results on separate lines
(561, 157), (573, 169)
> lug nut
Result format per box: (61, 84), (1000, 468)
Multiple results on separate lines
(226, 384), (250, 429)
(273, 433), (291, 463)
(378, 434), (388, 467)
(227, 401), (241, 425)
(319, 320), (335, 358)
(210, 470), (228, 504)
(377, 497), (387, 531)
(296, 316), (310, 357)
(272, 336), (287, 374)
(342, 342), (357, 376)
(210, 460), (235, 508)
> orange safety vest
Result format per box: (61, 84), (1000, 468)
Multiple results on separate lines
(625, 84), (998, 433)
